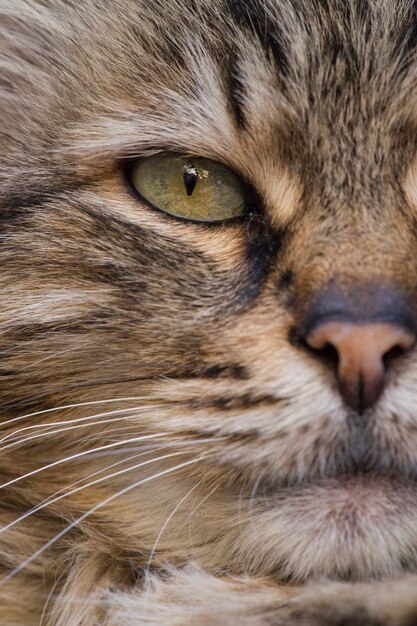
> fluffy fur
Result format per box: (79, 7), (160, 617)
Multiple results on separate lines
(2, 0), (417, 623)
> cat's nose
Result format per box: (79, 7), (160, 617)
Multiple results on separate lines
(306, 322), (415, 412)
(300, 288), (416, 413)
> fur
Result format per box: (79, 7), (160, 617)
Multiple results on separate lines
(2, 0), (417, 623)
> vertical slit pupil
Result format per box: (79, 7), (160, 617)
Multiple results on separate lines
(184, 164), (198, 196)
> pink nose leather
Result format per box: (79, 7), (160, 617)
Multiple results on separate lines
(306, 322), (415, 412)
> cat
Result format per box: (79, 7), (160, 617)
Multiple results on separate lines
(2, 0), (417, 623)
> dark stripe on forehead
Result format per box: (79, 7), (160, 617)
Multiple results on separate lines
(225, 51), (247, 131)
(403, 1), (417, 57)
(226, 0), (289, 79)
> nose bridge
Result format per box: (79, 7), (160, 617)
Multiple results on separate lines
(283, 200), (416, 312)
(278, 160), (417, 412)
(302, 285), (417, 338)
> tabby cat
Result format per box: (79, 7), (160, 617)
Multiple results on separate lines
(2, 0), (417, 624)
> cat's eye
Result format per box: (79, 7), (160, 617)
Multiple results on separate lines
(130, 155), (247, 223)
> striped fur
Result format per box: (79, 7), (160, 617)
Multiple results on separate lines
(2, 1), (417, 624)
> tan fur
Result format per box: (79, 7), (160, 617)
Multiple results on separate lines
(2, 0), (417, 624)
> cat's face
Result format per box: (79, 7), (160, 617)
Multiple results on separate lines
(3, 0), (417, 583)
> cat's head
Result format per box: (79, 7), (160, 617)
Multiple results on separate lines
(3, 0), (417, 583)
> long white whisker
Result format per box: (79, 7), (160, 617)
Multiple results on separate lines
(0, 456), (205, 586)
(3, 439), (222, 534)
(145, 479), (203, 575)
(0, 411), (158, 451)
(37, 450), (155, 508)
(0, 450), (190, 535)
(0, 432), (168, 490)
(33, 439), (220, 511)
(0, 397), (147, 430)
(9, 449), (177, 544)
(0, 405), (156, 445)
(85, 438), (219, 458)
(187, 482), (220, 555)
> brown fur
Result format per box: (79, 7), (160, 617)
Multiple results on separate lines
(2, 0), (417, 623)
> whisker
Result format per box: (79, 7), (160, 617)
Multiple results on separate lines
(33, 438), (222, 510)
(20, 345), (81, 371)
(15, 450), (173, 548)
(36, 450), (155, 507)
(237, 477), (248, 528)
(145, 479), (203, 575)
(0, 397), (148, 431)
(187, 481), (220, 555)
(0, 456), (206, 586)
(69, 423), (145, 447)
(189, 482), (220, 519)
(85, 438), (220, 457)
(248, 475), (262, 518)
(39, 571), (64, 626)
(0, 449), (191, 535)
(0, 407), (160, 450)
(0, 407), (144, 443)
(0, 432), (168, 490)
(0, 375), (159, 412)
(1, 439), (221, 544)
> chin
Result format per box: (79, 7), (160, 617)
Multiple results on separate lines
(228, 473), (417, 582)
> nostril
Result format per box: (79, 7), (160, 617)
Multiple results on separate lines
(300, 321), (416, 412)
(306, 339), (339, 371)
(289, 329), (339, 370)
(382, 337), (414, 371)
(383, 344), (407, 368)
(288, 326), (304, 348)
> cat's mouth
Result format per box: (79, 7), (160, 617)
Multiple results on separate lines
(261, 464), (417, 498)
(237, 423), (417, 497)
(257, 460), (417, 540)
(231, 454), (417, 580)
(267, 467), (417, 495)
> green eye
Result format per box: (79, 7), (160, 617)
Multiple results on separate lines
(130, 155), (247, 223)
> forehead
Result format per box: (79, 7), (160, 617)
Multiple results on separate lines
(64, 0), (417, 221)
